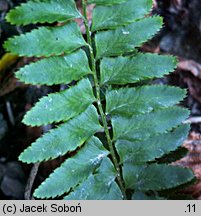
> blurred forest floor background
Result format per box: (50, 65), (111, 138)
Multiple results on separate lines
(0, 0), (201, 199)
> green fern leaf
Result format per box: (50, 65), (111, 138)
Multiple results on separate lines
(4, 22), (86, 57)
(116, 124), (190, 164)
(88, 0), (127, 5)
(95, 16), (163, 58)
(112, 107), (189, 141)
(15, 50), (92, 85)
(106, 85), (186, 116)
(101, 54), (177, 85)
(19, 105), (102, 163)
(123, 163), (195, 191)
(92, 0), (152, 31)
(6, 0), (81, 25)
(34, 136), (109, 198)
(65, 157), (122, 200)
(4, 0), (195, 200)
(23, 79), (96, 126)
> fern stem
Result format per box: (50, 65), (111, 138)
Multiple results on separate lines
(82, 0), (127, 200)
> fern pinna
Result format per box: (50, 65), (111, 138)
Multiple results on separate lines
(4, 0), (195, 200)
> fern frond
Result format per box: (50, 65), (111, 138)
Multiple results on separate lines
(6, 0), (81, 25)
(92, 0), (153, 31)
(4, 22), (87, 57)
(4, 0), (195, 200)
